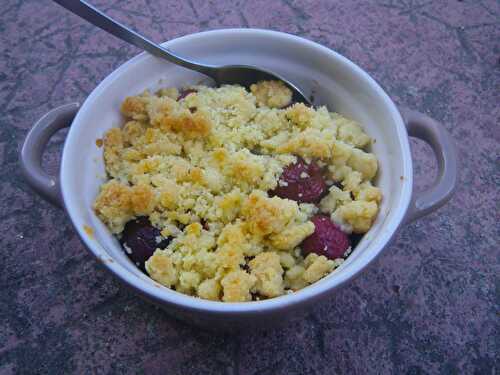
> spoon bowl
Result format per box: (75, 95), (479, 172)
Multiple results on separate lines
(210, 64), (310, 103)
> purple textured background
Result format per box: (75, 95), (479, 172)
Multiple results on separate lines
(1, 0), (499, 374)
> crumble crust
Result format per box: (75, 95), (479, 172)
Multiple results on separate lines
(94, 81), (381, 301)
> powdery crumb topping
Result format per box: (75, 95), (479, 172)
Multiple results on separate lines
(94, 82), (382, 301)
(145, 249), (177, 287)
(249, 252), (284, 298)
(302, 253), (335, 283)
(250, 80), (292, 108)
(221, 270), (256, 302)
(93, 180), (155, 233)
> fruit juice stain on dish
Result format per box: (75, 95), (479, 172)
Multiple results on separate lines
(83, 225), (94, 238)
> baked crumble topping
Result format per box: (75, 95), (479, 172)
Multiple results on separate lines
(94, 80), (381, 302)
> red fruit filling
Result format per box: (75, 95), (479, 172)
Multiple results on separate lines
(270, 157), (327, 203)
(120, 217), (170, 271)
(301, 215), (351, 259)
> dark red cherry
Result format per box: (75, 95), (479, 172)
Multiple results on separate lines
(120, 217), (170, 271)
(270, 157), (327, 203)
(301, 215), (350, 259)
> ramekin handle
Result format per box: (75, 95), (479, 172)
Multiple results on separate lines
(20, 103), (79, 208)
(400, 108), (458, 224)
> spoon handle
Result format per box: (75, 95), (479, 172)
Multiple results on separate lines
(53, 0), (216, 77)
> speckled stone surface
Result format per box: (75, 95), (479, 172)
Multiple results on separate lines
(1, 0), (499, 373)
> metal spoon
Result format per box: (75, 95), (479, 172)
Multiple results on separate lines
(53, 0), (311, 104)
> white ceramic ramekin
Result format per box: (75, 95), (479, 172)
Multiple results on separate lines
(20, 29), (457, 330)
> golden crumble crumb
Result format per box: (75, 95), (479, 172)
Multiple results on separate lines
(241, 190), (297, 236)
(279, 252), (296, 269)
(250, 80), (292, 108)
(269, 221), (315, 250)
(347, 148), (378, 180)
(215, 224), (246, 270)
(156, 87), (179, 100)
(221, 270), (256, 302)
(336, 118), (371, 147)
(130, 184), (155, 215)
(342, 170), (363, 192)
(122, 121), (146, 145)
(249, 252), (284, 297)
(276, 128), (333, 159)
(285, 265), (307, 290)
(354, 182), (382, 203)
(197, 278), (221, 301)
(285, 103), (315, 127)
(102, 128), (124, 177)
(159, 179), (179, 209)
(303, 254), (334, 283)
(121, 95), (148, 120)
(178, 270), (202, 294)
(319, 186), (352, 213)
(145, 250), (177, 287)
(335, 200), (379, 234)
(93, 180), (134, 233)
